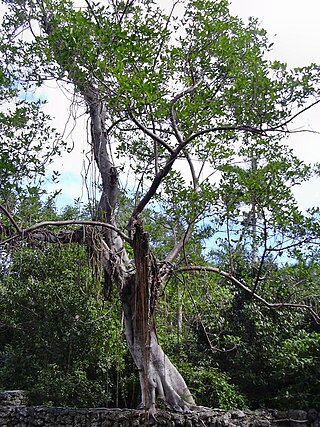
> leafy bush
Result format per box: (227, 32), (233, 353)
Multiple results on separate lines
(0, 245), (128, 407)
(176, 362), (247, 410)
(270, 331), (320, 409)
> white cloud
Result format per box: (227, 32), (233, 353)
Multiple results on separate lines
(230, 1), (320, 67)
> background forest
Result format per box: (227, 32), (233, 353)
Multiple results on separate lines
(0, 0), (320, 412)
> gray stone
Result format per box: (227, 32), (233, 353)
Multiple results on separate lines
(231, 410), (246, 419)
(252, 419), (270, 427)
(288, 410), (308, 421)
(0, 396), (319, 427)
(309, 410), (318, 422)
(0, 390), (28, 406)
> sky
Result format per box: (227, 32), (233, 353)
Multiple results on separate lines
(37, 0), (320, 210)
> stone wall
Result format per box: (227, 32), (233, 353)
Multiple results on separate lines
(0, 391), (319, 427)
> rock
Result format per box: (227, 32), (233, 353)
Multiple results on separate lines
(252, 419), (270, 427)
(288, 410), (308, 421)
(231, 410), (246, 419)
(0, 395), (319, 427)
(308, 410), (318, 422)
(0, 391), (28, 406)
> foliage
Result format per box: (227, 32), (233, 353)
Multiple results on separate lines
(205, 249), (320, 410)
(0, 69), (62, 202)
(175, 362), (247, 410)
(0, 244), (127, 406)
(271, 331), (320, 409)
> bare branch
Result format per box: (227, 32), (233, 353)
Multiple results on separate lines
(177, 265), (320, 323)
(0, 219), (131, 246)
(183, 149), (198, 191)
(152, 0), (179, 71)
(251, 209), (268, 294)
(165, 228), (193, 264)
(84, 0), (102, 27)
(118, 0), (136, 26)
(185, 124), (265, 145)
(269, 98), (320, 131)
(129, 123), (264, 224)
(183, 104), (320, 144)
(269, 237), (320, 252)
(165, 205), (205, 265)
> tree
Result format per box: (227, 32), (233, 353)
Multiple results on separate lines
(1, 0), (320, 414)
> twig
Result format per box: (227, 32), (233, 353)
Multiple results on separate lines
(152, 0), (179, 71)
(269, 98), (320, 131)
(84, 0), (102, 27)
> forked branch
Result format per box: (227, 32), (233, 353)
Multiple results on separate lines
(129, 122), (263, 224)
(129, 112), (174, 154)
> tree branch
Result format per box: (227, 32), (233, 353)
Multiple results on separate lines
(165, 228), (193, 264)
(0, 205), (22, 233)
(185, 124), (265, 145)
(269, 236), (320, 252)
(84, 0), (102, 27)
(129, 123), (266, 226)
(0, 219), (131, 246)
(129, 112), (174, 154)
(152, 0), (179, 71)
(269, 98), (320, 131)
(165, 205), (205, 265)
(177, 265), (320, 323)
(169, 80), (203, 144)
(183, 149), (198, 190)
(251, 209), (268, 294)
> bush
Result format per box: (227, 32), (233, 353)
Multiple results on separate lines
(0, 245), (128, 407)
(176, 362), (247, 410)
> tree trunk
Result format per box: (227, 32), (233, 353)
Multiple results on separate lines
(38, 12), (196, 411)
(83, 92), (195, 412)
(121, 218), (196, 414)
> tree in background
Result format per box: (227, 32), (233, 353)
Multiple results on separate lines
(1, 0), (320, 413)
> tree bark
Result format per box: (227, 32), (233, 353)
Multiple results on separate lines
(121, 218), (195, 414)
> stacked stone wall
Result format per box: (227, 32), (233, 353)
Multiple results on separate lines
(0, 391), (319, 427)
